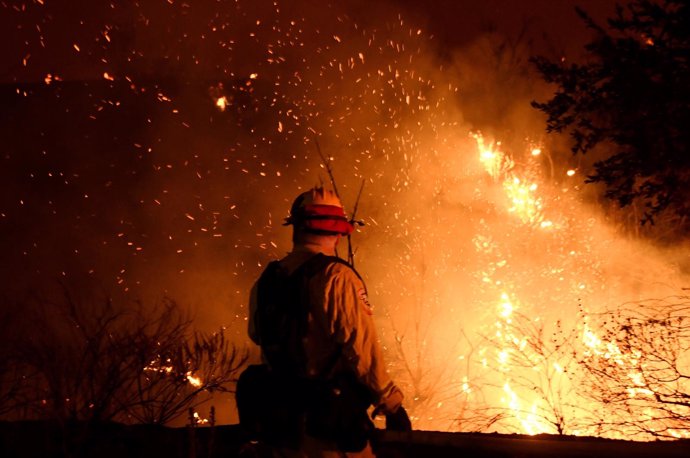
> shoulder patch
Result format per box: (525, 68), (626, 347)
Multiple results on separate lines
(358, 288), (373, 315)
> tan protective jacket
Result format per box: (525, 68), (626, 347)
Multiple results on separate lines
(248, 246), (401, 407)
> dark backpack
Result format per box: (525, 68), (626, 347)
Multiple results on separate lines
(237, 254), (336, 442)
(253, 254), (336, 375)
(236, 253), (375, 451)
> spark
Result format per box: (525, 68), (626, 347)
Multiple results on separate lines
(6, 0), (687, 439)
(216, 96), (228, 111)
(186, 372), (203, 387)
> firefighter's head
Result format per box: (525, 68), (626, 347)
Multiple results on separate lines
(284, 187), (353, 244)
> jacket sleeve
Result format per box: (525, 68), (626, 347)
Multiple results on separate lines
(321, 264), (402, 407)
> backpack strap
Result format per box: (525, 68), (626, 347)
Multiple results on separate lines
(256, 253), (348, 375)
(296, 254), (368, 380)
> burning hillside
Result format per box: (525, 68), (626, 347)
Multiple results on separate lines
(1, 0), (689, 440)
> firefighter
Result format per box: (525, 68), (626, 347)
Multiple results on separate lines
(244, 186), (410, 457)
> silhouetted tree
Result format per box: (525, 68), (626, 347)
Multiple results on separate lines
(386, 254), (505, 432)
(121, 327), (247, 425)
(532, 0), (690, 234)
(482, 308), (589, 435)
(0, 302), (35, 418)
(19, 290), (246, 425)
(580, 296), (690, 439)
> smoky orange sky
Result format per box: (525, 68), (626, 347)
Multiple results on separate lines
(0, 0), (616, 83)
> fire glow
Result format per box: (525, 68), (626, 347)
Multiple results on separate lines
(4, 0), (689, 437)
(462, 133), (690, 439)
(474, 133), (551, 227)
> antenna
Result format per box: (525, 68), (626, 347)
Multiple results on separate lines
(347, 179), (366, 267)
(312, 135), (340, 199)
(310, 134), (364, 267)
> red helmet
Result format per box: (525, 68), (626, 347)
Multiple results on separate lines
(284, 187), (354, 235)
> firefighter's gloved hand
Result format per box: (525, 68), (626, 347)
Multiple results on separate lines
(371, 386), (411, 431)
(371, 386), (404, 419)
(385, 406), (412, 432)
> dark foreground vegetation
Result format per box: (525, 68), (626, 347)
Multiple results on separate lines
(1, 421), (689, 458)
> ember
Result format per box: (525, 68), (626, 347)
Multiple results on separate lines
(1, 0), (688, 439)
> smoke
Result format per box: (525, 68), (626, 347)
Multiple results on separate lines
(2, 0), (689, 430)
